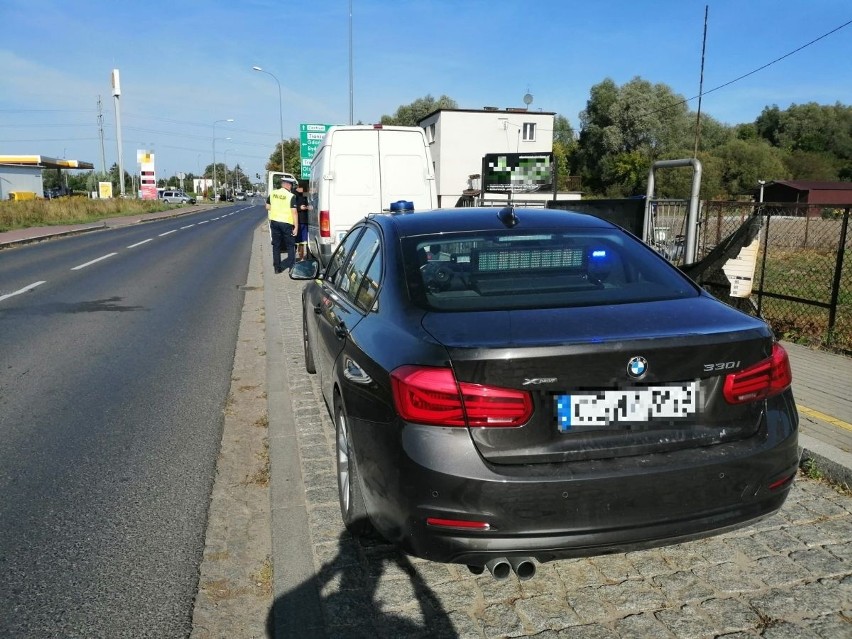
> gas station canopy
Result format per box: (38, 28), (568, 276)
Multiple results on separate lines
(0, 155), (94, 170)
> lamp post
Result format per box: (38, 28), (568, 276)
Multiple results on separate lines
(252, 66), (285, 175)
(212, 118), (234, 201)
(758, 179), (766, 204)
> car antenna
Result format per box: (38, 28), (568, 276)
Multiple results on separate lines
(497, 205), (519, 228)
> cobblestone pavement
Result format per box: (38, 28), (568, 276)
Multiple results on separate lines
(265, 249), (852, 639)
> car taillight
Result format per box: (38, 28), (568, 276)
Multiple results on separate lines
(723, 343), (792, 404)
(390, 365), (532, 427)
(320, 210), (330, 238)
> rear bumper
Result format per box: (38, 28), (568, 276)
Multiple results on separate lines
(350, 394), (799, 565)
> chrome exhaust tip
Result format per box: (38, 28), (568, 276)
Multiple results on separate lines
(508, 556), (536, 581)
(485, 557), (511, 580)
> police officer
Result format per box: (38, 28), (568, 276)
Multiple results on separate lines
(265, 179), (298, 273)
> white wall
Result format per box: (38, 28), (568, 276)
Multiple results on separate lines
(0, 165), (44, 199)
(420, 110), (556, 207)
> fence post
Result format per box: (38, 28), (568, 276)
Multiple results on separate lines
(826, 207), (849, 345)
(756, 210), (771, 316)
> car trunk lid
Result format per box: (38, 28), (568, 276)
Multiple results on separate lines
(421, 297), (773, 463)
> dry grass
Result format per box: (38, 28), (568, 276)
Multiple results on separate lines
(0, 197), (174, 232)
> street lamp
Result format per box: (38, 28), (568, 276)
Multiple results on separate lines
(758, 179), (766, 204)
(213, 118), (234, 201)
(252, 66), (285, 175)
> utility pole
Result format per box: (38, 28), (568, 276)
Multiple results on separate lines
(97, 96), (107, 174)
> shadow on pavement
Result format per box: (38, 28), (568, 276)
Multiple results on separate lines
(266, 519), (459, 638)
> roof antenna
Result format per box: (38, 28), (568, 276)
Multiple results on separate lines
(497, 205), (519, 228)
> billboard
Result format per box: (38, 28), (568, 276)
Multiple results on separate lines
(299, 123), (332, 179)
(482, 152), (553, 195)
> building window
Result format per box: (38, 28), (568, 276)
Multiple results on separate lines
(522, 122), (536, 141)
(428, 123), (436, 143)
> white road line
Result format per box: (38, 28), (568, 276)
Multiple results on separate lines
(180, 224), (195, 229)
(159, 229), (177, 237)
(71, 253), (118, 270)
(127, 238), (153, 248)
(0, 281), (46, 303)
(198, 220), (209, 224)
(212, 217), (220, 221)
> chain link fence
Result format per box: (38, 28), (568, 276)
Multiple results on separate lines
(654, 201), (851, 352)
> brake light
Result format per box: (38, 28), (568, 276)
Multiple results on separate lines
(390, 365), (532, 427)
(320, 210), (330, 238)
(426, 517), (490, 531)
(723, 343), (792, 404)
(372, 124), (383, 129)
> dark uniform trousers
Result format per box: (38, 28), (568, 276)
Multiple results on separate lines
(271, 220), (296, 272)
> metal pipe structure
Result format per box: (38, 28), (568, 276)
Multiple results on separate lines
(643, 158), (703, 264)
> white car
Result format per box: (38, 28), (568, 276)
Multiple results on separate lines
(161, 190), (193, 204)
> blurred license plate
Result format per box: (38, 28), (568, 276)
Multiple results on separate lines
(555, 382), (699, 431)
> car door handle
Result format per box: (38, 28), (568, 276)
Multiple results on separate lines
(335, 322), (348, 339)
(314, 303), (322, 314)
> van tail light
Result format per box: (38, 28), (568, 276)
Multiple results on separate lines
(319, 210), (330, 238)
(391, 365), (533, 427)
(723, 343), (792, 404)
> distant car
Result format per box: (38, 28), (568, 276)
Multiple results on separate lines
(289, 206), (799, 580)
(161, 190), (192, 204)
(235, 192), (246, 201)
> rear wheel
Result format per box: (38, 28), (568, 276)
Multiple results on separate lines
(334, 394), (374, 537)
(303, 309), (316, 374)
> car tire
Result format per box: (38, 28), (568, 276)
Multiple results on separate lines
(303, 309), (316, 374)
(334, 393), (375, 537)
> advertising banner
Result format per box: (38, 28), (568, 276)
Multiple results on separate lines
(482, 152), (553, 194)
(98, 182), (113, 199)
(299, 124), (332, 179)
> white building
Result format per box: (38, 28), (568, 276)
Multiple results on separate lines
(418, 108), (580, 208)
(0, 155), (93, 199)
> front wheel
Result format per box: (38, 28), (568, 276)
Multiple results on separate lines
(334, 394), (375, 537)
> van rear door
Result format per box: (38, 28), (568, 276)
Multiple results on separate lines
(329, 129), (381, 245)
(378, 129), (435, 211)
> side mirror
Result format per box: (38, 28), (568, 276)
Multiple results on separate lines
(289, 259), (320, 280)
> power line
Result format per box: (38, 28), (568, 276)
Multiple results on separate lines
(636, 18), (852, 121)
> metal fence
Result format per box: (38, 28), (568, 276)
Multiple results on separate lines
(651, 200), (852, 352)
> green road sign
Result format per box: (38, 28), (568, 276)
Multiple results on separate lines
(300, 123), (332, 179)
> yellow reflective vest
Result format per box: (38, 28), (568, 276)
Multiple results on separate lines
(268, 188), (296, 224)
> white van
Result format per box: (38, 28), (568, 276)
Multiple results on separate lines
(307, 125), (437, 264)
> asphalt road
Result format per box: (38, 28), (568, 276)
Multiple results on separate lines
(0, 203), (266, 637)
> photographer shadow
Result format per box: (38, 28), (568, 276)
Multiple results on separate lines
(266, 519), (459, 638)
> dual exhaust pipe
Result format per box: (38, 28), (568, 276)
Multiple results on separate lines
(470, 556), (536, 580)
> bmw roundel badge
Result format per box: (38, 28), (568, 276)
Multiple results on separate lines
(627, 356), (648, 379)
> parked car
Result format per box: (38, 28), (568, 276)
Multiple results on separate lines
(160, 190), (193, 204)
(289, 206), (799, 580)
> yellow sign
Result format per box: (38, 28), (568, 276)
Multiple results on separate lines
(98, 182), (114, 199)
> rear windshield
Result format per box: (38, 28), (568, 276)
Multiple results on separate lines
(403, 228), (699, 311)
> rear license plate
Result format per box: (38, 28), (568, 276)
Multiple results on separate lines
(555, 382), (699, 431)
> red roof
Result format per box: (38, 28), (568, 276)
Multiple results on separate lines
(772, 180), (852, 191)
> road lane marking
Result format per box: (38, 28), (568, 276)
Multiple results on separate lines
(212, 217), (220, 220)
(71, 253), (118, 270)
(797, 403), (852, 432)
(127, 238), (153, 248)
(180, 224), (195, 229)
(0, 281), (46, 302)
(159, 230), (177, 237)
(198, 220), (209, 224)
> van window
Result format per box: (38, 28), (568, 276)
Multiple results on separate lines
(334, 155), (375, 196)
(384, 155), (428, 199)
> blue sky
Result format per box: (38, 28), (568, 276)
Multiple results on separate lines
(1, 0), (850, 182)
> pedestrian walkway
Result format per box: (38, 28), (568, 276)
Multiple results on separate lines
(2, 211), (850, 486)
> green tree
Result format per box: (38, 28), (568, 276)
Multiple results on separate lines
(574, 77), (693, 196)
(714, 138), (787, 196)
(380, 94), (458, 126)
(264, 138), (300, 175)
